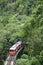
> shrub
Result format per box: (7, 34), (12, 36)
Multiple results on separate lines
(16, 58), (31, 65)
(39, 51), (43, 65)
(21, 54), (28, 59)
(30, 57), (40, 65)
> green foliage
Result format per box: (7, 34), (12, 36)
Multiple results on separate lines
(30, 57), (40, 65)
(0, 0), (8, 4)
(0, 0), (43, 65)
(21, 54), (28, 59)
(16, 59), (31, 65)
(1, 16), (9, 26)
(39, 51), (43, 65)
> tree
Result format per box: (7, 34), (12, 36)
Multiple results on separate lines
(30, 57), (40, 65)
(39, 51), (43, 65)
(16, 59), (31, 65)
(21, 54), (28, 59)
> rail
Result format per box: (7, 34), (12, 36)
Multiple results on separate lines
(4, 47), (23, 65)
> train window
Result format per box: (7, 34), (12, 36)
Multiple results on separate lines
(10, 50), (14, 52)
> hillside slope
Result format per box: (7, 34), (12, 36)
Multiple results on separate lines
(0, 0), (43, 65)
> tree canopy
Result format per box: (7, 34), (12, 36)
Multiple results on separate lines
(0, 0), (43, 65)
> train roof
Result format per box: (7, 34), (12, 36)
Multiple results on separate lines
(9, 41), (22, 50)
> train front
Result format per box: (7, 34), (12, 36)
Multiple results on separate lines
(9, 46), (16, 56)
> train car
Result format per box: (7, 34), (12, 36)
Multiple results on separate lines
(9, 41), (22, 56)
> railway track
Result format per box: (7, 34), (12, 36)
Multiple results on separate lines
(4, 47), (23, 65)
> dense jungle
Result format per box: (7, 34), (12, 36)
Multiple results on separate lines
(0, 0), (43, 65)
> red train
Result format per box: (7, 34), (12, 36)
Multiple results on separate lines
(9, 41), (23, 56)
